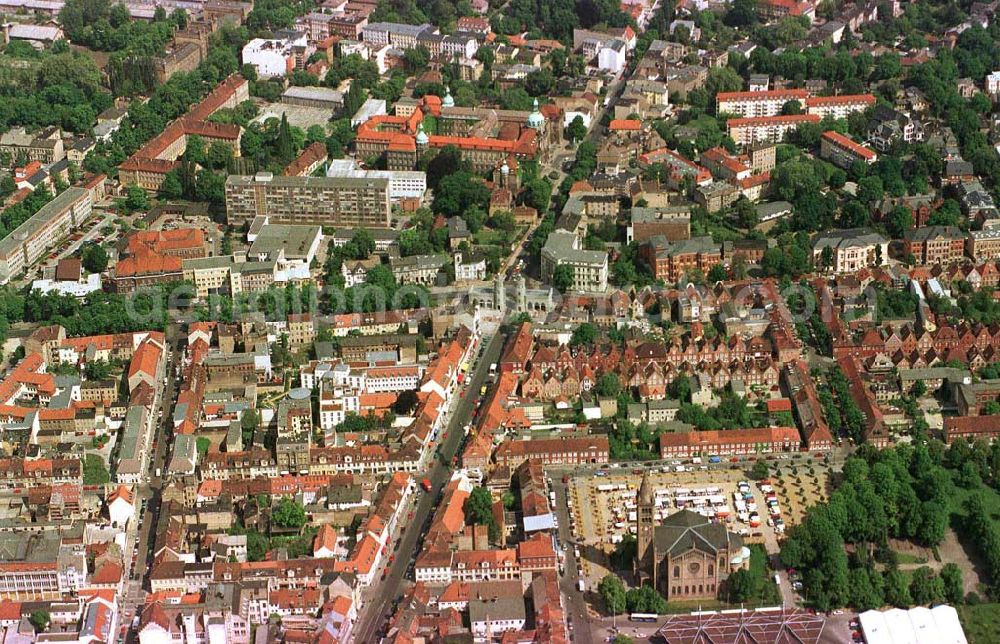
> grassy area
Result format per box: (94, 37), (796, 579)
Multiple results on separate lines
(474, 228), (505, 245)
(958, 604), (1000, 643)
(944, 473), (1000, 523)
(894, 552), (929, 565)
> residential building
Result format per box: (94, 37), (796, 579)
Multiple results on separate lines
(493, 436), (610, 468)
(540, 231), (608, 292)
(627, 207), (691, 244)
(819, 130), (877, 168)
(726, 114), (821, 146)
(904, 226), (966, 264)
(0, 187), (91, 284)
(390, 254), (446, 285)
(968, 228), (1000, 261)
(658, 427), (802, 458)
(224, 172), (392, 228)
(804, 94), (876, 119)
(716, 89), (809, 118)
(325, 158), (426, 200)
(641, 235), (722, 282)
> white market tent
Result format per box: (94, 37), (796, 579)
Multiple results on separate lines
(859, 606), (967, 644)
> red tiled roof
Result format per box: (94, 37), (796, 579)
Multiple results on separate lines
(717, 89), (809, 103)
(822, 130), (876, 161)
(609, 119), (641, 131)
(726, 114), (821, 127)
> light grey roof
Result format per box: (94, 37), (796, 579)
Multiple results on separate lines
(813, 227), (886, 251)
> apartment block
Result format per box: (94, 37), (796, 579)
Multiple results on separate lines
(804, 94), (876, 119)
(0, 187), (91, 284)
(819, 130), (877, 169)
(967, 228), (1000, 261)
(726, 114), (820, 147)
(225, 172), (391, 228)
(716, 89), (809, 118)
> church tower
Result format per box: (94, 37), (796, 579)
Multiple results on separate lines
(636, 471), (656, 583)
(494, 272), (506, 312)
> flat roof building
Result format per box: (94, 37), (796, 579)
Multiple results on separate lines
(225, 172), (391, 228)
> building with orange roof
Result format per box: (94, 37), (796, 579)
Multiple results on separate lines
(716, 89), (810, 118)
(127, 337), (164, 393)
(804, 93), (876, 119)
(495, 436), (610, 468)
(609, 118), (642, 131)
(107, 485), (135, 528)
(126, 228), (207, 259)
(283, 141), (329, 177)
(659, 426), (802, 458)
(355, 94), (560, 173)
(119, 75), (249, 191)
(333, 534), (382, 585)
(726, 114), (822, 147)
(820, 130), (878, 168)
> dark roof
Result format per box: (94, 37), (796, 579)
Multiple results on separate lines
(653, 509), (741, 557)
(904, 225), (964, 242)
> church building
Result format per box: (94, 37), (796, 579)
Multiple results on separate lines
(635, 473), (751, 601)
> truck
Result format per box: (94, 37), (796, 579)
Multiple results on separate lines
(578, 579), (586, 592)
(421, 478), (432, 492)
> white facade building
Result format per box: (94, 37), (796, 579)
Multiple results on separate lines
(241, 33), (308, 78)
(326, 158), (426, 200)
(598, 39), (627, 74)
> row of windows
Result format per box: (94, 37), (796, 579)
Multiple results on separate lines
(672, 583), (716, 595)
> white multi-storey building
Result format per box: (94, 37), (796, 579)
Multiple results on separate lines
(804, 94), (876, 119)
(726, 114), (821, 146)
(716, 89), (810, 118)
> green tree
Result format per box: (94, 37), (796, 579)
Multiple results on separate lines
(751, 460), (770, 480)
(84, 360), (112, 380)
(160, 171), (184, 199)
(271, 498), (307, 529)
(726, 568), (758, 602)
(598, 574), (627, 614)
(708, 263), (728, 282)
(119, 186), (150, 214)
(81, 244), (109, 273)
(246, 531), (268, 561)
(939, 563), (964, 605)
(884, 568), (912, 607)
(275, 113), (294, 166)
(669, 374), (692, 402)
(909, 567), (944, 605)
(570, 322), (598, 346)
(781, 99), (803, 115)
(464, 486), (499, 542)
(464, 486), (494, 526)
(552, 264), (574, 293)
(29, 611), (49, 632)
(565, 115), (587, 142)
(241, 408), (259, 445)
(595, 372), (622, 397)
